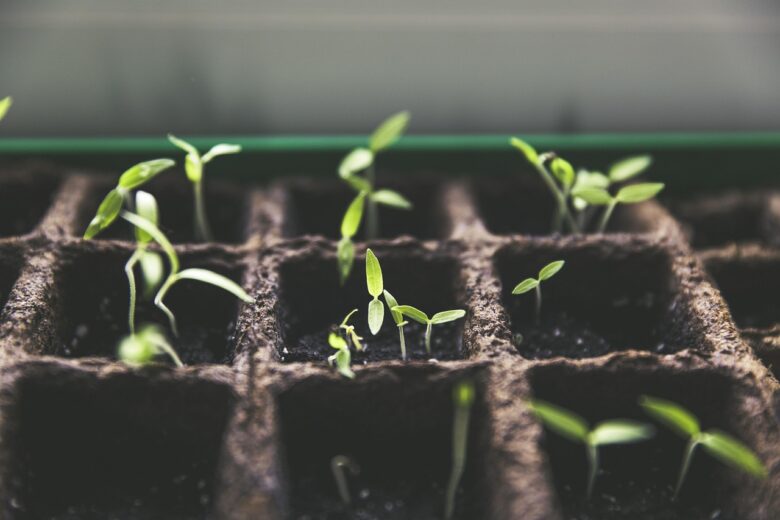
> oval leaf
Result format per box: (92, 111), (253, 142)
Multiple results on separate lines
(337, 237), (355, 285)
(175, 268), (253, 303)
(510, 137), (538, 163)
(590, 420), (655, 446)
(339, 148), (374, 179)
(84, 188), (125, 239)
(368, 298), (385, 335)
(371, 189), (412, 210)
(0, 96), (12, 121)
(134, 191), (159, 244)
(538, 260), (565, 281)
(383, 290), (403, 325)
(616, 183), (665, 204)
(512, 278), (539, 295)
(528, 400), (589, 443)
(392, 305), (429, 324)
(571, 187), (612, 205)
(551, 157), (574, 187)
(341, 192), (366, 238)
(700, 431), (767, 478)
(609, 155), (652, 183)
(202, 143), (241, 163)
(431, 309), (466, 324)
(369, 111), (410, 152)
(365, 249), (383, 298)
(639, 395), (700, 438)
(118, 158), (176, 189)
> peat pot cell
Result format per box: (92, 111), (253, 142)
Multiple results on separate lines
(282, 179), (447, 240)
(495, 243), (692, 359)
(277, 251), (465, 363)
(1, 369), (234, 519)
(530, 365), (751, 520)
(473, 176), (656, 237)
(668, 191), (777, 249)
(0, 171), (60, 237)
(278, 370), (489, 520)
(0, 247), (21, 315)
(52, 249), (244, 364)
(79, 178), (248, 244)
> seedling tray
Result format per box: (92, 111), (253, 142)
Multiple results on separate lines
(0, 134), (778, 519)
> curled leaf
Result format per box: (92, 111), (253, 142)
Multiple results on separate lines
(510, 137), (538, 163)
(84, 188), (124, 239)
(551, 157), (575, 188)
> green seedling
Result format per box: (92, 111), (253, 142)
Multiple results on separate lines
(0, 96), (12, 122)
(391, 305), (466, 355)
(572, 182), (664, 233)
(365, 249), (385, 335)
(118, 323), (183, 367)
(383, 290), (408, 360)
(328, 333), (355, 379)
(337, 112), (412, 281)
(444, 379), (476, 520)
(83, 158), (176, 239)
(639, 395), (766, 500)
(512, 260), (564, 325)
(528, 399), (655, 498)
(121, 211), (253, 337)
(331, 455), (360, 505)
(125, 191), (165, 334)
(168, 134), (241, 242)
(339, 309), (364, 351)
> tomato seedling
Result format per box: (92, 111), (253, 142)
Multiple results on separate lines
(512, 260), (564, 325)
(382, 290), (408, 360)
(328, 332), (355, 379)
(118, 323), (183, 367)
(391, 305), (466, 355)
(331, 455), (360, 505)
(444, 379), (476, 520)
(572, 182), (665, 233)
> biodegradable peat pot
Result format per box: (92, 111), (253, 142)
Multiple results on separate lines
(0, 164), (778, 520)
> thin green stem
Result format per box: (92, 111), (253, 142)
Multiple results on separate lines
(534, 284), (542, 326)
(124, 249), (144, 335)
(398, 323), (407, 360)
(366, 164), (379, 240)
(331, 455), (359, 505)
(598, 200), (618, 233)
(193, 180), (213, 242)
(154, 275), (179, 337)
(586, 442), (599, 499)
(425, 321), (433, 354)
(532, 161), (579, 234)
(444, 394), (473, 519)
(152, 337), (184, 367)
(674, 438), (699, 500)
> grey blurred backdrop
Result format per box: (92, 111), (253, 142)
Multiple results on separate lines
(1, 0), (779, 137)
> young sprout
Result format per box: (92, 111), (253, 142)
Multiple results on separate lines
(331, 455), (360, 505)
(83, 158), (176, 239)
(391, 305), (466, 355)
(444, 379), (476, 520)
(118, 324), (183, 367)
(339, 309), (364, 351)
(512, 260), (564, 325)
(383, 290), (408, 360)
(125, 191), (164, 334)
(639, 395), (766, 500)
(572, 182), (665, 233)
(528, 399), (655, 498)
(121, 211), (253, 337)
(337, 191), (366, 285)
(168, 134), (241, 242)
(0, 96), (12, 122)
(328, 333), (355, 379)
(365, 249), (385, 335)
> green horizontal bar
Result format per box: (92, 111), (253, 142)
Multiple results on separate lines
(1, 132), (779, 155)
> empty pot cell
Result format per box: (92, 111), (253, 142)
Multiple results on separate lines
(52, 247), (245, 364)
(78, 177), (248, 244)
(494, 242), (692, 359)
(473, 176), (656, 237)
(1, 367), (234, 519)
(278, 368), (489, 520)
(530, 364), (754, 519)
(669, 191), (775, 249)
(277, 249), (465, 363)
(282, 179), (446, 240)
(0, 170), (60, 237)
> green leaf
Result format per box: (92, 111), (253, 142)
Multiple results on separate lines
(174, 268), (253, 303)
(337, 236), (355, 285)
(639, 395), (700, 438)
(700, 431), (766, 478)
(528, 400), (589, 443)
(538, 260), (565, 281)
(134, 191), (159, 244)
(571, 187), (613, 205)
(574, 170), (610, 190)
(454, 379), (476, 408)
(167, 134), (199, 157)
(365, 249), (383, 298)
(371, 190), (412, 209)
(368, 298), (385, 335)
(202, 143), (241, 163)
(510, 137), (538, 163)
(339, 148), (374, 179)
(84, 188), (124, 239)
(121, 211), (179, 274)
(0, 96), (12, 121)
(139, 251), (164, 297)
(590, 420), (655, 446)
(369, 111), (410, 152)
(334, 348), (355, 379)
(383, 290), (403, 325)
(609, 155), (652, 183)
(328, 332), (348, 350)
(616, 183), (665, 204)
(392, 305), (429, 325)
(184, 154), (203, 183)
(118, 159), (176, 189)
(343, 174), (371, 192)
(512, 278), (539, 295)
(430, 309), (466, 324)
(551, 158), (574, 188)
(118, 331), (156, 366)
(341, 192), (366, 238)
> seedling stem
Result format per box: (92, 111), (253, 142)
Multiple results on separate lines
(444, 379), (475, 520)
(512, 260), (564, 325)
(391, 305), (466, 356)
(331, 455), (360, 505)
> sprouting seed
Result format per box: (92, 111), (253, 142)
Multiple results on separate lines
(391, 305), (466, 355)
(383, 290), (408, 360)
(512, 260), (564, 325)
(0, 96), (12, 122)
(168, 134), (241, 242)
(365, 249), (385, 335)
(572, 182), (664, 233)
(118, 323), (183, 368)
(331, 455), (360, 505)
(328, 333), (355, 379)
(444, 379), (476, 520)
(339, 309), (364, 351)
(528, 399), (655, 499)
(639, 395), (766, 500)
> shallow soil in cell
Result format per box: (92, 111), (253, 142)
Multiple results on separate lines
(1, 369), (234, 519)
(281, 178), (447, 240)
(52, 248), (242, 365)
(530, 365), (750, 519)
(278, 370), (488, 520)
(0, 172), (60, 237)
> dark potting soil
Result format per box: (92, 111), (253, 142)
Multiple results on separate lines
(704, 257), (780, 330)
(0, 174), (60, 237)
